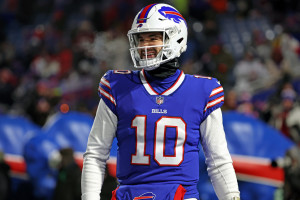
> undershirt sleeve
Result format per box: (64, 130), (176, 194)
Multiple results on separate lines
(81, 99), (118, 200)
(200, 108), (240, 200)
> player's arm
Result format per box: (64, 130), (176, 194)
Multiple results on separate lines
(200, 108), (240, 200)
(81, 99), (117, 200)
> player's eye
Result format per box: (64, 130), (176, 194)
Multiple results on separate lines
(138, 38), (144, 43)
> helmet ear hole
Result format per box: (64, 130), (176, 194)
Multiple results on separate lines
(177, 38), (183, 44)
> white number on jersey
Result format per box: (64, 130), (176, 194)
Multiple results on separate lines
(131, 116), (187, 166)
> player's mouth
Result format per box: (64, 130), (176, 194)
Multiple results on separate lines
(141, 49), (157, 59)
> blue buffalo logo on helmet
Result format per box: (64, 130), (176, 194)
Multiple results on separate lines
(133, 192), (156, 200)
(158, 6), (187, 26)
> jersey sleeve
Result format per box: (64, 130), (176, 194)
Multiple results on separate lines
(203, 78), (224, 119)
(98, 70), (117, 115)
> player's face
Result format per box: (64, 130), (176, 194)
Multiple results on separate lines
(137, 32), (163, 59)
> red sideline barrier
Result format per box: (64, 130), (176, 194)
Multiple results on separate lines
(232, 155), (284, 187)
(5, 153), (284, 187)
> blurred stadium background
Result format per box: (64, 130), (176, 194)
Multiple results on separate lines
(0, 0), (300, 200)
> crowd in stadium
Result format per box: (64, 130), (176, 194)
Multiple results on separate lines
(1, 0), (299, 133)
(0, 0), (300, 199)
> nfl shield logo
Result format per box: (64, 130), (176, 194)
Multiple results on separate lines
(156, 96), (164, 105)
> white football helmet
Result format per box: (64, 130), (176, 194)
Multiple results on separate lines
(128, 3), (188, 70)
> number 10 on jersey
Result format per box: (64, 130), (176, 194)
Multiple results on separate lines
(131, 115), (187, 166)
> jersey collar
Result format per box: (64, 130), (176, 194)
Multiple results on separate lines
(140, 69), (185, 96)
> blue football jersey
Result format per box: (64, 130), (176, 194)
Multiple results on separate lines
(98, 69), (224, 198)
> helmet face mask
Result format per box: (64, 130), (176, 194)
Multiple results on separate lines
(128, 3), (187, 70)
(129, 31), (169, 70)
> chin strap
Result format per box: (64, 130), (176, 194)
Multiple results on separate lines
(146, 58), (180, 78)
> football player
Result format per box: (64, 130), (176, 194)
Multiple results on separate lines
(81, 3), (240, 200)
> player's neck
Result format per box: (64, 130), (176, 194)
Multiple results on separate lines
(146, 58), (179, 79)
